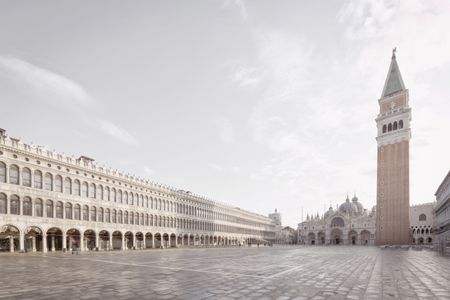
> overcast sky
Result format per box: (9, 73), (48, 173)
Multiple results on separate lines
(1, 1), (450, 227)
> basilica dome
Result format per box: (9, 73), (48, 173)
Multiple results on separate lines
(338, 196), (358, 215)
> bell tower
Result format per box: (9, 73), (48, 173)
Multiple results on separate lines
(375, 49), (411, 245)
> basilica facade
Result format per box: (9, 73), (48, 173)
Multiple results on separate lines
(298, 195), (376, 246)
(0, 128), (275, 253)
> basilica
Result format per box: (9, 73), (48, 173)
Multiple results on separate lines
(298, 195), (376, 245)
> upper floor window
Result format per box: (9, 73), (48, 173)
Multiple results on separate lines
(22, 168), (31, 187)
(34, 170), (42, 189)
(55, 175), (63, 193)
(81, 182), (88, 198)
(23, 197), (32, 216)
(44, 173), (52, 191)
(399, 120), (404, 129)
(9, 165), (19, 185)
(0, 162), (6, 183)
(46, 200), (53, 217)
(0, 193), (6, 214)
(35, 198), (43, 217)
(73, 180), (80, 196)
(64, 178), (72, 194)
(419, 213), (426, 221)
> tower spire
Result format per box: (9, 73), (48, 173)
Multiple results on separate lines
(381, 47), (406, 98)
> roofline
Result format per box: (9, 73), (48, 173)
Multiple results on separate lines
(435, 170), (450, 196)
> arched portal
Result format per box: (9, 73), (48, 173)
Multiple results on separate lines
(195, 235), (200, 247)
(307, 232), (316, 245)
(112, 231), (122, 250)
(177, 234), (183, 247)
(183, 234), (189, 246)
(189, 234), (195, 246)
(170, 234), (176, 247)
(330, 228), (343, 245)
(47, 227), (63, 252)
(99, 230), (110, 250)
(0, 225), (20, 252)
(318, 232), (325, 245)
(145, 233), (153, 249)
(84, 230), (96, 251)
(154, 233), (162, 248)
(25, 226), (43, 252)
(66, 228), (81, 252)
(348, 230), (358, 245)
(125, 232), (134, 249)
(135, 232), (144, 250)
(162, 233), (169, 248)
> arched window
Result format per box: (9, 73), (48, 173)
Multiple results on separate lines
(419, 214), (426, 221)
(98, 207), (104, 222)
(10, 195), (20, 215)
(135, 213), (139, 225)
(0, 193), (7, 214)
(146, 196), (149, 208)
(130, 193), (134, 205)
(111, 188), (116, 202)
(98, 185), (103, 200)
(35, 198), (43, 217)
(65, 203), (73, 219)
(91, 206), (96, 221)
(331, 217), (345, 227)
(44, 173), (53, 191)
(145, 214), (149, 226)
(34, 170), (42, 189)
(124, 191), (128, 205)
(0, 162), (6, 183)
(81, 182), (88, 197)
(56, 201), (63, 218)
(105, 187), (110, 201)
(55, 175), (63, 193)
(105, 208), (110, 223)
(89, 183), (96, 198)
(130, 212), (134, 225)
(124, 211), (128, 224)
(23, 197), (32, 216)
(83, 205), (89, 221)
(393, 121), (398, 130)
(73, 180), (80, 196)
(74, 204), (81, 220)
(382, 124), (387, 133)
(399, 120), (404, 129)
(46, 200), (54, 218)
(9, 165), (19, 185)
(140, 195), (144, 207)
(64, 178), (72, 194)
(118, 210), (123, 224)
(141, 213), (144, 225)
(22, 168), (31, 187)
(112, 209), (117, 223)
(117, 190), (122, 203)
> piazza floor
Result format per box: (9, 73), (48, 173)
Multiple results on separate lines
(0, 246), (449, 300)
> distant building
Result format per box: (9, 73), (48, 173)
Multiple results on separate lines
(298, 195), (376, 245)
(268, 209), (282, 226)
(410, 203), (434, 245)
(275, 226), (296, 244)
(434, 171), (450, 255)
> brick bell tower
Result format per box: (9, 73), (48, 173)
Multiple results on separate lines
(375, 49), (411, 245)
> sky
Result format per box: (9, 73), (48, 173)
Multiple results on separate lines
(1, 0), (450, 227)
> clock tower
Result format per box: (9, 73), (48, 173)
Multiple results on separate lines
(375, 50), (411, 245)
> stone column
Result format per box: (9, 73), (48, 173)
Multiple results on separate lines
(51, 235), (56, 252)
(175, 236), (178, 248)
(152, 235), (155, 248)
(79, 235), (84, 252)
(95, 234), (99, 250)
(132, 234), (136, 249)
(19, 232), (24, 252)
(32, 236), (36, 252)
(9, 236), (14, 253)
(42, 233), (47, 253)
(62, 231), (67, 252)
(122, 234), (126, 250)
(109, 232), (113, 251)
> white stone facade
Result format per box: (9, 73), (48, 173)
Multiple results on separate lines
(434, 171), (450, 255)
(298, 195), (376, 246)
(0, 129), (275, 253)
(410, 203), (434, 245)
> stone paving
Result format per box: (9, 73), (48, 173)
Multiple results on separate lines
(0, 246), (449, 299)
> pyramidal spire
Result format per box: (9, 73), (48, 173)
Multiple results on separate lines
(381, 47), (406, 98)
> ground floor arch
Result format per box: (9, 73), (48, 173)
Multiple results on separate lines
(330, 228), (343, 245)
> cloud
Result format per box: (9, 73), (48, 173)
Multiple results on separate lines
(222, 0), (248, 20)
(0, 55), (93, 107)
(232, 67), (263, 87)
(208, 163), (241, 174)
(213, 117), (234, 144)
(97, 120), (138, 146)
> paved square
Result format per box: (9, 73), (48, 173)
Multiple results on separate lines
(0, 246), (449, 299)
